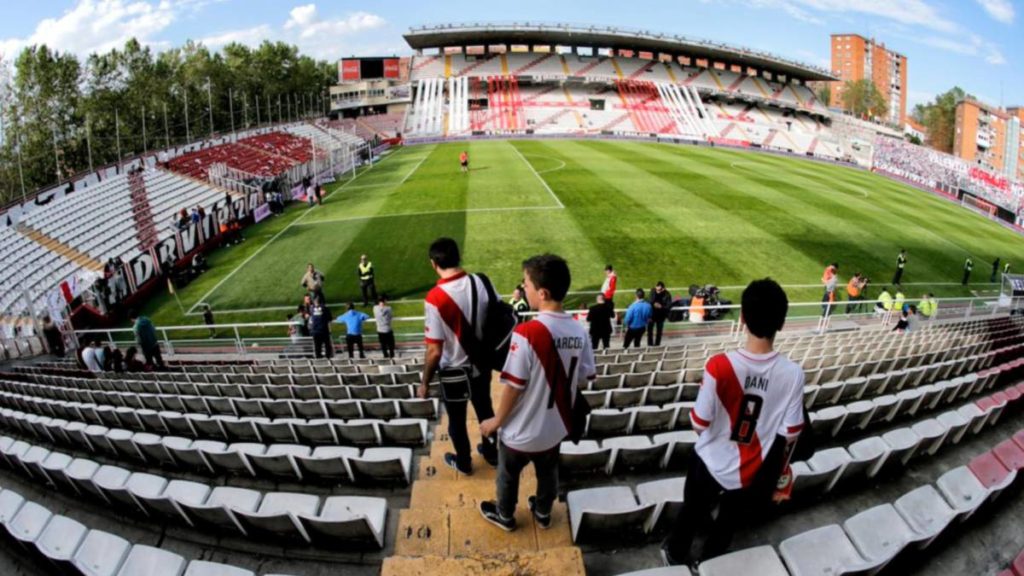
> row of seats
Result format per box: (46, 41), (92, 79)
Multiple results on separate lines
(238, 133), (315, 164)
(0, 484), (282, 576)
(0, 436), (389, 548)
(998, 547), (1024, 576)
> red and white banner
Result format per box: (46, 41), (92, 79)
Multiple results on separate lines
(384, 58), (400, 78)
(340, 59), (361, 82)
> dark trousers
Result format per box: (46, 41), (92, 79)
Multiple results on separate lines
(623, 327), (645, 349)
(313, 333), (333, 358)
(496, 440), (559, 519)
(821, 291), (835, 317)
(445, 373), (497, 470)
(647, 318), (666, 346)
(378, 331), (395, 358)
(845, 295), (863, 314)
(142, 346), (165, 370)
(361, 280), (377, 306)
(962, 270), (971, 285)
(892, 268), (903, 286)
(590, 332), (610, 350)
(662, 453), (780, 563)
(345, 334), (365, 358)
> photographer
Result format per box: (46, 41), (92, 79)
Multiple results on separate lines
(845, 273), (867, 314)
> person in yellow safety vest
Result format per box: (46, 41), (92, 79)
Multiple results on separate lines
(689, 293), (706, 323)
(358, 254), (378, 307)
(919, 293), (937, 318)
(893, 287), (905, 313)
(875, 286), (893, 315)
(508, 286), (529, 319)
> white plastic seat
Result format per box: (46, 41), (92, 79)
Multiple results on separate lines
(636, 477), (685, 533)
(256, 419), (300, 444)
(36, 514), (88, 572)
(843, 504), (912, 571)
(294, 419), (338, 445)
(115, 473), (168, 514)
(247, 444), (310, 480)
(132, 479), (211, 525)
(73, 529), (131, 576)
(604, 436), (668, 473)
(89, 465), (132, 505)
(699, 545), (788, 576)
(204, 442), (264, 476)
(894, 485), (956, 549)
(936, 465), (990, 521)
(894, 389), (925, 417)
(843, 401), (875, 432)
(295, 495), (388, 549)
(586, 409), (634, 437)
(881, 428), (921, 467)
(779, 524), (875, 576)
(910, 419), (948, 457)
(653, 430), (698, 470)
(936, 411), (970, 445)
(348, 447), (411, 484)
(795, 448), (850, 497)
(233, 491), (320, 544)
(132, 433), (175, 467)
(567, 485), (656, 543)
(18, 445), (51, 480)
(6, 500), (52, 546)
(183, 560), (255, 576)
(957, 403), (987, 435)
(379, 418), (428, 446)
(295, 446), (359, 481)
(559, 440), (612, 475)
(632, 406), (678, 433)
(179, 486), (260, 534)
(63, 458), (101, 495)
(811, 406), (847, 437)
(115, 545), (186, 576)
(870, 395), (899, 424)
(334, 420), (380, 446)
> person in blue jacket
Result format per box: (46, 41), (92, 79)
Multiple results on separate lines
(623, 288), (653, 349)
(335, 302), (370, 359)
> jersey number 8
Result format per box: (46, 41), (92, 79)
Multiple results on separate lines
(730, 394), (763, 445)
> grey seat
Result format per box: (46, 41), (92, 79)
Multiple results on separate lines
(296, 495), (388, 549)
(63, 458), (101, 496)
(811, 406), (847, 437)
(618, 568), (691, 576)
(73, 529), (131, 576)
(335, 420), (380, 446)
(870, 395), (899, 424)
(18, 445), (51, 480)
(843, 401), (875, 432)
(117, 473), (168, 514)
(398, 398), (438, 419)
(894, 389), (925, 418)
(293, 419), (338, 445)
(910, 419), (948, 457)
(632, 406), (677, 433)
(779, 524), (874, 576)
(162, 438), (215, 473)
(567, 486), (656, 543)
(636, 477), (685, 534)
(348, 447), (411, 484)
(586, 409), (633, 437)
(936, 465), (991, 521)
(115, 545), (186, 576)
(233, 492), (320, 544)
(843, 504), (912, 572)
(0, 489), (26, 526)
(894, 485), (956, 549)
(256, 419), (301, 444)
(559, 441), (612, 475)
(220, 416), (266, 442)
(936, 410), (970, 445)
(132, 433), (175, 467)
(7, 500), (52, 546)
(653, 431), (698, 470)
(179, 486), (261, 534)
(36, 514), (88, 573)
(247, 444), (310, 480)
(132, 479), (211, 525)
(183, 560), (255, 576)
(839, 437), (891, 484)
(603, 436), (668, 473)
(793, 448), (850, 498)
(881, 428), (921, 467)
(204, 443), (265, 476)
(379, 419), (428, 446)
(296, 446), (359, 481)
(699, 545), (788, 576)
(89, 465), (132, 505)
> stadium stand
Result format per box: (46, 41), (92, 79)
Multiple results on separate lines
(167, 141), (299, 180)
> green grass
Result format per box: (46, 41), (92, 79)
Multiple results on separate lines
(138, 139), (1023, 336)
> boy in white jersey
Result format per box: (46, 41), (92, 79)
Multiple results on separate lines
(479, 254), (596, 531)
(662, 278), (804, 568)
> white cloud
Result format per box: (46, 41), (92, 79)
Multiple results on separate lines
(204, 5), (387, 59)
(0, 0), (190, 58)
(909, 34), (1006, 66)
(740, 0), (957, 32)
(974, 0), (1015, 23)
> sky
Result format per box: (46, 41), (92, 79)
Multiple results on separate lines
(0, 0), (1020, 110)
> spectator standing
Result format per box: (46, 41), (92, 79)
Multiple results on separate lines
(130, 311), (165, 370)
(991, 257), (1000, 283)
(962, 257), (973, 285)
(586, 294), (613, 350)
(919, 293), (937, 319)
(509, 287), (529, 319)
(309, 297), (334, 359)
(459, 150), (469, 173)
(335, 303), (369, 359)
(845, 273), (865, 314)
(301, 263), (326, 301)
(648, 282), (672, 346)
(478, 254), (595, 532)
(600, 265), (618, 307)
(82, 340), (103, 373)
(892, 249), (907, 286)
(124, 347), (145, 372)
(894, 287), (906, 314)
(875, 286), (894, 315)
(374, 295), (396, 358)
(203, 305), (216, 338)
(821, 263), (838, 317)
(416, 237), (499, 474)
(661, 279), (805, 567)
(358, 254), (378, 307)
(41, 315), (65, 357)
(623, 289), (653, 349)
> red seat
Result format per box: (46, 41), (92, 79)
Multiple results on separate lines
(993, 439), (1024, 471)
(1016, 382), (1024, 395)
(1015, 430), (1024, 451)
(969, 451), (1013, 489)
(993, 391), (1010, 406)
(977, 396), (997, 413)
(1004, 387), (1022, 403)
(1014, 549), (1024, 576)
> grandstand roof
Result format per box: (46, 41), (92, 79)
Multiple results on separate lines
(404, 22), (838, 82)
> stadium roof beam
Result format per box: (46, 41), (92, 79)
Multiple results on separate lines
(404, 22), (838, 83)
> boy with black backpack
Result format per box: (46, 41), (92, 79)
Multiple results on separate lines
(418, 237), (512, 474)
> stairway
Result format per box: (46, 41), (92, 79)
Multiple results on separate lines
(382, 378), (587, 576)
(17, 226), (104, 273)
(129, 170), (160, 252)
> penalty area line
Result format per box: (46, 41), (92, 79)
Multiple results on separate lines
(511, 145), (565, 209)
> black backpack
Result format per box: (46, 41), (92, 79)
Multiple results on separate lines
(469, 273), (519, 373)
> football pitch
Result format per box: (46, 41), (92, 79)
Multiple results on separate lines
(143, 139), (1024, 332)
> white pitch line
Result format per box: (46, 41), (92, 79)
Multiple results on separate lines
(524, 153), (567, 175)
(188, 147), (414, 314)
(511, 145), (565, 209)
(294, 205), (560, 227)
(397, 153), (430, 187)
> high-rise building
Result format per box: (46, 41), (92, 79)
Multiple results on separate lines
(1007, 107), (1024, 183)
(830, 34), (907, 126)
(953, 98), (1023, 181)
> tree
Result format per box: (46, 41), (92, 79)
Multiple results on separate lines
(815, 83), (831, 108)
(906, 134), (922, 145)
(913, 87), (968, 153)
(841, 79), (888, 121)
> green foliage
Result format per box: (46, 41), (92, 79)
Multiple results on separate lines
(913, 87), (968, 153)
(841, 79), (888, 120)
(815, 83), (831, 107)
(0, 38), (336, 205)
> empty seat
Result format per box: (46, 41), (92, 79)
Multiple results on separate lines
(36, 514), (88, 572)
(179, 486), (260, 534)
(699, 545), (788, 576)
(132, 479), (211, 525)
(993, 439), (1024, 472)
(73, 529), (131, 576)
(567, 486), (656, 543)
(7, 500), (52, 546)
(587, 410), (633, 437)
(348, 447), (411, 484)
(843, 504), (912, 572)
(116, 473), (168, 514)
(936, 411), (970, 445)
(968, 451), (1016, 495)
(793, 448), (850, 498)
(881, 428), (921, 467)
(295, 446), (359, 481)
(604, 436), (667, 473)
(636, 477), (685, 534)
(894, 485), (955, 549)
(936, 465), (991, 521)
(233, 492), (320, 544)
(247, 444), (310, 480)
(115, 545), (187, 575)
(559, 440), (612, 475)
(295, 495), (387, 549)
(811, 407), (847, 437)
(379, 419), (428, 446)
(653, 430), (698, 470)
(183, 561), (255, 576)
(779, 524), (874, 576)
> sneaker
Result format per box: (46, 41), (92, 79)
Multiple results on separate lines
(443, 453), (471, 475)
(660, 546), (684, 568)
(528, 496), (551, 529)
(479, 501), (516, 532)
(477, 442), (498, 467)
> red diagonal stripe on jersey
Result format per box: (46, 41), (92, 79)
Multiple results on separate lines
(709, 354), (764, 487)
(517, 320), (574, 432)
(426, 286), (476, 360)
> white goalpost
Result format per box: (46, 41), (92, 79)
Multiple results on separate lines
(961, 194), (998, 220)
